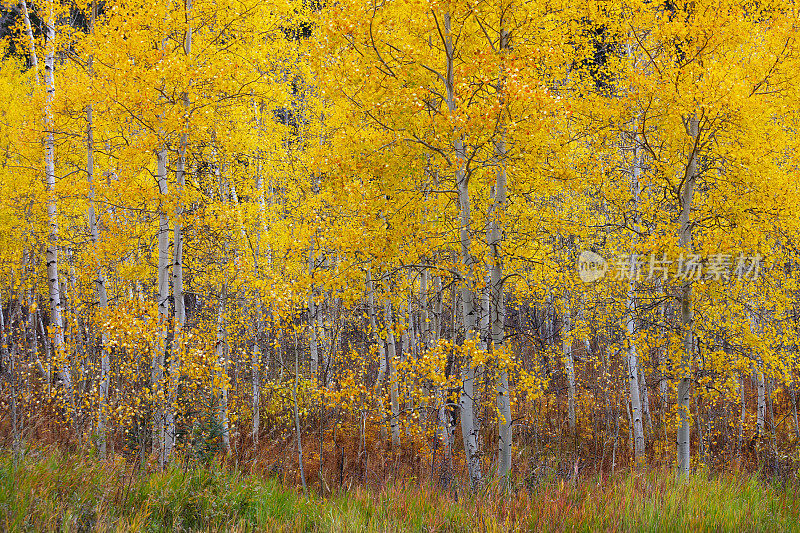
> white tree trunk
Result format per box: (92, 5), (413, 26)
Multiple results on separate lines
(367, 270), (386, 387)
(439, 9), (482, 488)
(87, 101), (110, 458)
(164, 0), (192, 463)
(490, 25), (512, 482)
(251, 122), (268, 444)
(21, 0), (39, 84)
(562, 301), (577, 432)
(384, 300), (401, 447)
(154, 149), (170, 466)
(216, 286), (231, 453)
(43, 0), (71, 401)
(623, 96), (646, 462)
(308, 245), (319, 379)
(677, 115), (700, 478)
(756, 368), (766, 438)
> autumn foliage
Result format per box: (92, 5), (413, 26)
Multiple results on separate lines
(1, 0), (800, 493)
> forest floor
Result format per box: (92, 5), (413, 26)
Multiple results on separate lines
(2, 446), (800, 532)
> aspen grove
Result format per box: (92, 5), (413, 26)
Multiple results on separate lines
(2, 0), (800, 490)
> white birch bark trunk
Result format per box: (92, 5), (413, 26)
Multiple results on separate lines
(640, 365), (652, 430)
(43, 0), (71, 400)
(626, 136), (645, 461)
(251, 115), (269, 443)
(439, 9), (482, 489)
(748, 311), (766, 440)
(385, 300), (401, 447)
(292, 333), (308, 496)
(85, 0), (110, 460)
(216, 286), (231, 453)
(367, 270), (386, 387)
(620, 45), (646, 457)
(251, 338), (261, 444)
(87, 102), (110, 458)
(490, 25), (512, 481)
(756, 368), (766, 438)
(562, 301), (577, 432)
(677, 115), (700, 477)
(308, 245), (319, 379)
(153, 149), (170, 466)
(738, 374), (745, 459)
(21, 0), (39, 84)
(164, 0), (192, 462)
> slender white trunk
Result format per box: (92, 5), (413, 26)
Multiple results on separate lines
(251, 339), (261, 444)
(562, 301), (576, 432)
(308, 245), (318, 378)
(164, 0), (192, 462)
(640, 365), (652, 430)
(659, 300), (669, 401)
(367, 270), (386, 386)
(756, 368), (766, 438)
(216, 287), (231, 453)
(385, 300), (400, 447)
(21, 0), (39, 84)
(87, 102), (110, 458)
(85, 0), (110, 460)
(440, 9), (482, 488)
(490, 25), (512, 482)
(420, 269), (430, 349)
(623, 98), (645, 462)
(154, 149), (170, 466)
(677, 115), (700, 478)
(42, 0), (71, 400)
(738, 374), (745, 459)
(251, 125), (268, 444)
(293, 333), (308, 497)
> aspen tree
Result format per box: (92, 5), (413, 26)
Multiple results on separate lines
(676, 114), (699, 478)
(491, 23), (512, 480)
(42, 0), (72, 399)
(154, 149), (170, 466)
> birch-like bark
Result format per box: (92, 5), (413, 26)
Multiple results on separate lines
(308, 245), (319, 379)
(216, 286), (231, 453)
(153, 149), (170, 466)
(562, 300), (576, 432)
(28, 288), (46, 380)
(251, 103), (268, 445)
(490, 25), (512, 482)
(87, 98), (110, 459)
(385, 299), (401, 447)
(293, 333), (308, 497)
(367, 270), (386, 387)
(749, 311), (766, 441)
(438, 9), (481, 488)
(756, 368), (766, 439)
(658, 299), (669, 401)
(677, 115), (700, 478)
(21, 0), (39, 84)
(85, 0), (110, 456)
(164, 0), (192, 463)
(640, 365), (652, 430)
(626, 115), (645, 462)
(738, 374), (745, 460)
(43, 0), (71, 401)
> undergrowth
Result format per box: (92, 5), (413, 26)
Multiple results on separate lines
(2, 446), (800, 532)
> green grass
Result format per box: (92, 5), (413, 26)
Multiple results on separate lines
(2, 448), (800, 532)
